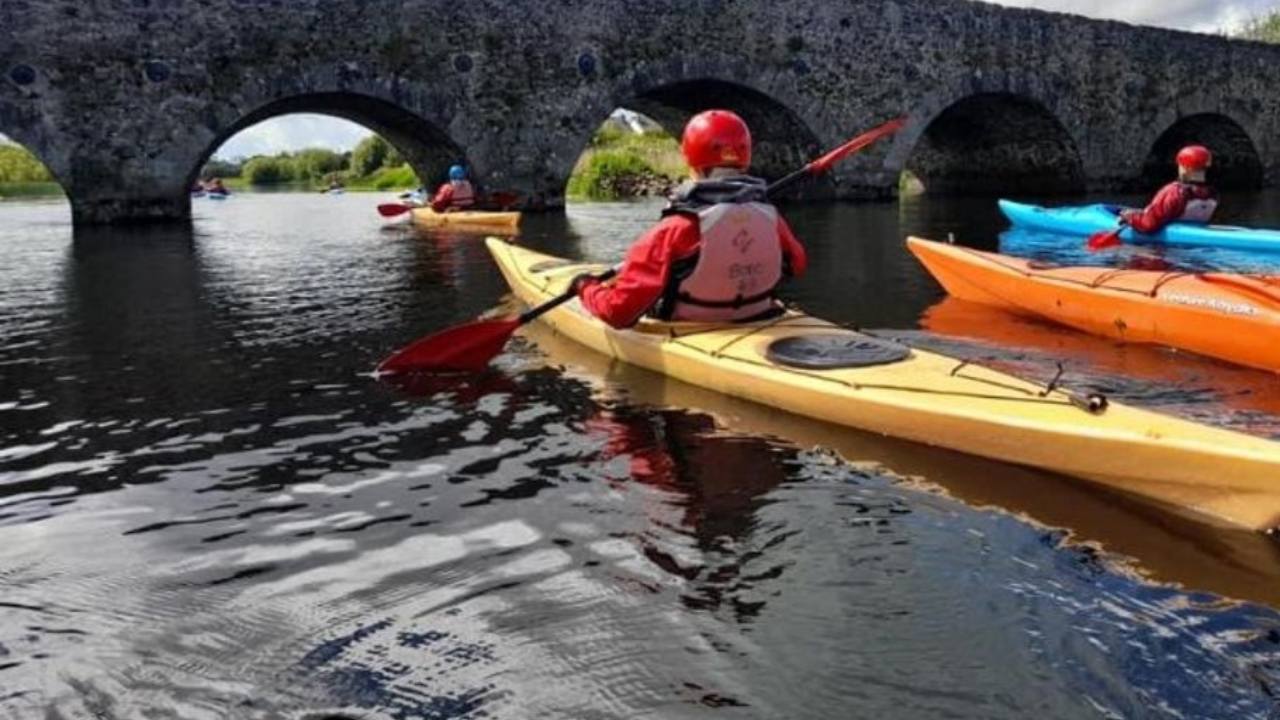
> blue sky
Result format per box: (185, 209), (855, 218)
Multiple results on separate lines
(0, 1), (1270, 156)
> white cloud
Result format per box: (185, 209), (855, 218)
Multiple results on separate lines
(982, 0), (1271, 34)
(212, 114), (372, 160)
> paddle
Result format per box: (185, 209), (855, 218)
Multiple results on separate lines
(375, 115), (908, 375)
(1087, 215), (1129, 251)
(378, 202), (414, 217)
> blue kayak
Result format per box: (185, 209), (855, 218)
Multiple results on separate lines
(998, 199), (1280, 253)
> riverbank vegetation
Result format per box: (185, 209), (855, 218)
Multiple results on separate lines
(1236, 9), (1280, 42)
(0, 145), (62, 198)
(567, 116), (686, 201)
(202, 135), (418, 192)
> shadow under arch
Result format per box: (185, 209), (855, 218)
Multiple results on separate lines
(190, 92), (465, 193)
(620, 80), (828, 200)
(1140, 113), (1262, 191)
(905, 92), (1085, 197)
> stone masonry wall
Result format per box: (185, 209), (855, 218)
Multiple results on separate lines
(2, 0), (1280, 224)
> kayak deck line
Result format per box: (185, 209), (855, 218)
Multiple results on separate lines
(489, 237), (1280, 531)
(508, 243), (1106, 413)
(668, 330), (1107, 412)
(950, 242), (1196, 298)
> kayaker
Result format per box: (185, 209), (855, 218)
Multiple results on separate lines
(1119, 145), (1217, 234)
(570, 109), (808, 329)
(205, 178), (228, 195)
(400, 186), (427, 206)
(429, 165), (476, 212)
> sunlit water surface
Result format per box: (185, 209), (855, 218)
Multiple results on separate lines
(2, 191), (1280, 718)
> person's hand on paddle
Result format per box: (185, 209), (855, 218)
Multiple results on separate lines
(569, 273), (600, 296)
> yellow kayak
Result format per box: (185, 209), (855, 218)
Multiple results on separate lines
(485, 236), (1280, 531)
(412, 207), (521, 231)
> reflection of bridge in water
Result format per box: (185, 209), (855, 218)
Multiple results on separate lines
(3, 0), (1279, 225)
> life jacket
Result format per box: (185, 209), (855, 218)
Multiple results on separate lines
(447, 179), (475, 210)
(1178, 182), (1217, 223)
(656, 174), (784, 322)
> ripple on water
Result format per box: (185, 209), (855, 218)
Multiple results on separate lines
(4, 196), (1280, 718)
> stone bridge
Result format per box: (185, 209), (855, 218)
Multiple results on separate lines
(3, 0), (1280, 225)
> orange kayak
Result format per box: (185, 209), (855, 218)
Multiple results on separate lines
(921, 296), (1280, 420)
(906, 236), (1280, 373)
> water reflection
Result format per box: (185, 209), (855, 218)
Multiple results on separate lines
(519, 318), (1280, 610)
(1000, 225), (1280, 275)
(4, 192), (1280, 718)
(586, 406), (791, 622)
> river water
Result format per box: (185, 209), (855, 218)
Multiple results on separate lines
(3, 191), (1280, 718)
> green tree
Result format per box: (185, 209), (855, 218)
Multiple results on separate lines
(1236, 9), (1280, 42)
(0, 144), (53, 182)
(350, 135), (390, 177)
(290, 148), (346, 181)
(242, 156), (294, 184)
(385, 143), (406, 168)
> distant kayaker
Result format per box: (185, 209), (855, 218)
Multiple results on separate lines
(1120, 145), (1217, 234)
(429, 165), (476, 212)
(400, 186), (427, 206)
(206, 177), (228, 195)
(569, 109), (808, 329)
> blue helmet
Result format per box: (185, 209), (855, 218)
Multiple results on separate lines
(449, 164), (467, 180)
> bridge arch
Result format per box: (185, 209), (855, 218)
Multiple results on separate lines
(548, 69), (829, 206)
(901, 92), (1085, 196)
(1140, 113), (1262, 191)
(624, 80), (826, 195)
(191, 92), (463, 196)
(8, 0), (1280, 225)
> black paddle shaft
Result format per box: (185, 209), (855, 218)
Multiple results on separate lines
(518, 267), (620, 325)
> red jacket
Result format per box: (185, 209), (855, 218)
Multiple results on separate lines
(577, 213), (807, 329)
(1122, 181), (1217, 234)
(430, 180), (476, 212)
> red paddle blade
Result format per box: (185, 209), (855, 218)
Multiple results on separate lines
(377, 203), (413, 217)
(1086, 228), (1123, 251)
(808, 116), (907, 174)
(376, 318), (521, 375)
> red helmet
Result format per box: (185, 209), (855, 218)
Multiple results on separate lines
(1176, 145), (1212, 171)
(681, 110), (752, 171)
